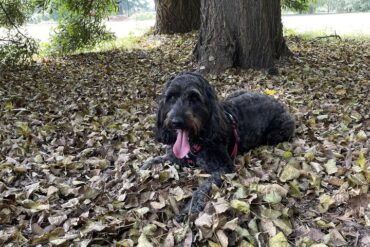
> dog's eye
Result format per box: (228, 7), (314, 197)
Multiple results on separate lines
(189, 93), (201, 102)
(166, 94), (177, 102)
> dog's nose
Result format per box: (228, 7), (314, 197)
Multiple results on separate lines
(171, 117), (184, 129)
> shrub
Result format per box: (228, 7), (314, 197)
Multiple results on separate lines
(0, 1), (38, 68)
(48, 15), (115, 54)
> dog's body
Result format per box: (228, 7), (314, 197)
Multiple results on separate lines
(142, 72), (295, 217)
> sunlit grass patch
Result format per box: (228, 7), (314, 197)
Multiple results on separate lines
(38, 32), (149, 58)
(86, 33), (144, 52)
(284, 27), (370, 41)
(129, 11), (155, 21)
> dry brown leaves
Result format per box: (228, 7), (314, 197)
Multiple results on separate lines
(0, 33), (369, 246)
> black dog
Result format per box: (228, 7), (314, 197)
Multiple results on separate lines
(142, 72), (295, 217)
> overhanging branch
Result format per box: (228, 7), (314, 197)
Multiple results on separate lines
(0, 3), (28, 39)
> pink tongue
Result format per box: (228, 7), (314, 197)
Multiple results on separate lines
(173, 130), (190, 159)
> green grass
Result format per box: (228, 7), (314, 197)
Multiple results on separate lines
(284, 27), (370, 40)
(129, 12), (155, 21)
(81, 34), (144, 52)
(38, 33), (146, 58)
(36, 26), (368, 59)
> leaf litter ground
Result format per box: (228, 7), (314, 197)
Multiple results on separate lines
(0, 33), (369, 247)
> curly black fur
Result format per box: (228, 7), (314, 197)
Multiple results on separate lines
(142, 72), (295, 219)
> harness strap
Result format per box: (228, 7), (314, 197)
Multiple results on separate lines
(225, 111), (240, 159)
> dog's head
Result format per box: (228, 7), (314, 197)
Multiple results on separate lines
(155, 72), (226, 159)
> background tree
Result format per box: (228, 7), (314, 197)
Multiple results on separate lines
(154, 0), (200, 34)
(352, 0), (370, 11)
(195, 0), (290, 73)
(308, 0), (370, 13)
(117, 0), (151, 16)
(283, 0), (313, 12)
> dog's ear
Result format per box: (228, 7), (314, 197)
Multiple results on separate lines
(208, 101), (227, 143)
(154, 98), (165, 142)
(154, 78), (175, 144)
(201, 79), (228, 144)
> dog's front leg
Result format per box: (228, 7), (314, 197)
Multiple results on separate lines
(176, 148), (233, 221)
(140, 147), (173, 170)
(176, 172), (223, 221)
(140, 155), (169, 170)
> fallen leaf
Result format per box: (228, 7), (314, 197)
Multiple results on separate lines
(230, 200), (250, 214)
(195, 213), (213, 228)
(280, 164), (301, 182)
(324, 159), (338, 175)
(269, 232), (288, 247)
(208, 241), (221, 247)
(356, 130), (367, 141)
(264, 89), (277, 95)
(216, 230), (228, 247)
(222, 218), (238, 231)
(212, 197), (229, 214)
(137, 234), (153, 247)
(263, 191), (282, 204)
(318, 194), (335, 213)
(81, 221), (107, 236)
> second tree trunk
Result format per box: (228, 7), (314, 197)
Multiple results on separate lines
(195, 0), (290, 73)
(154, 0), (200, 34)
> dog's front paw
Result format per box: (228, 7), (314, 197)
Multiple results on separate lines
(176, 198), (206, 222)
(176, 180), (212, 222)
(140, 159), (154, 170)
(140, 155), (169, 170)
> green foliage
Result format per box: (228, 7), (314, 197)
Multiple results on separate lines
(0, 1), (28, 27)
(48, 15), (115, 54)
(283, 0), (370, 13)
(0, 0), (48, 26)
(53, 0), (116, 17)
(1, 0), (152, 59)
(47, 0), (116, 54)
(352, 0), (370, 11)
(282, 0), (313, 12)
(314, 0), (370, 13)
(0, 1), (39, 67)
(0, 31), (39, 67)
(0, 0), (120, 64)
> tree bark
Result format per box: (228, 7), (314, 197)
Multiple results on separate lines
(118, 0), (124, 15)
(195, 0), (291, 73)
(154, 0), (200, 34)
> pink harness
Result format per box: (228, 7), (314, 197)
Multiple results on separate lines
(225, 111), (240, 159)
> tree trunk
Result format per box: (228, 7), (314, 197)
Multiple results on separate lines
(118, 0), (124, 15)
(154, 0), (200, 34)
(195, 0), (291, 73)
(309, 5), (315, 14)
